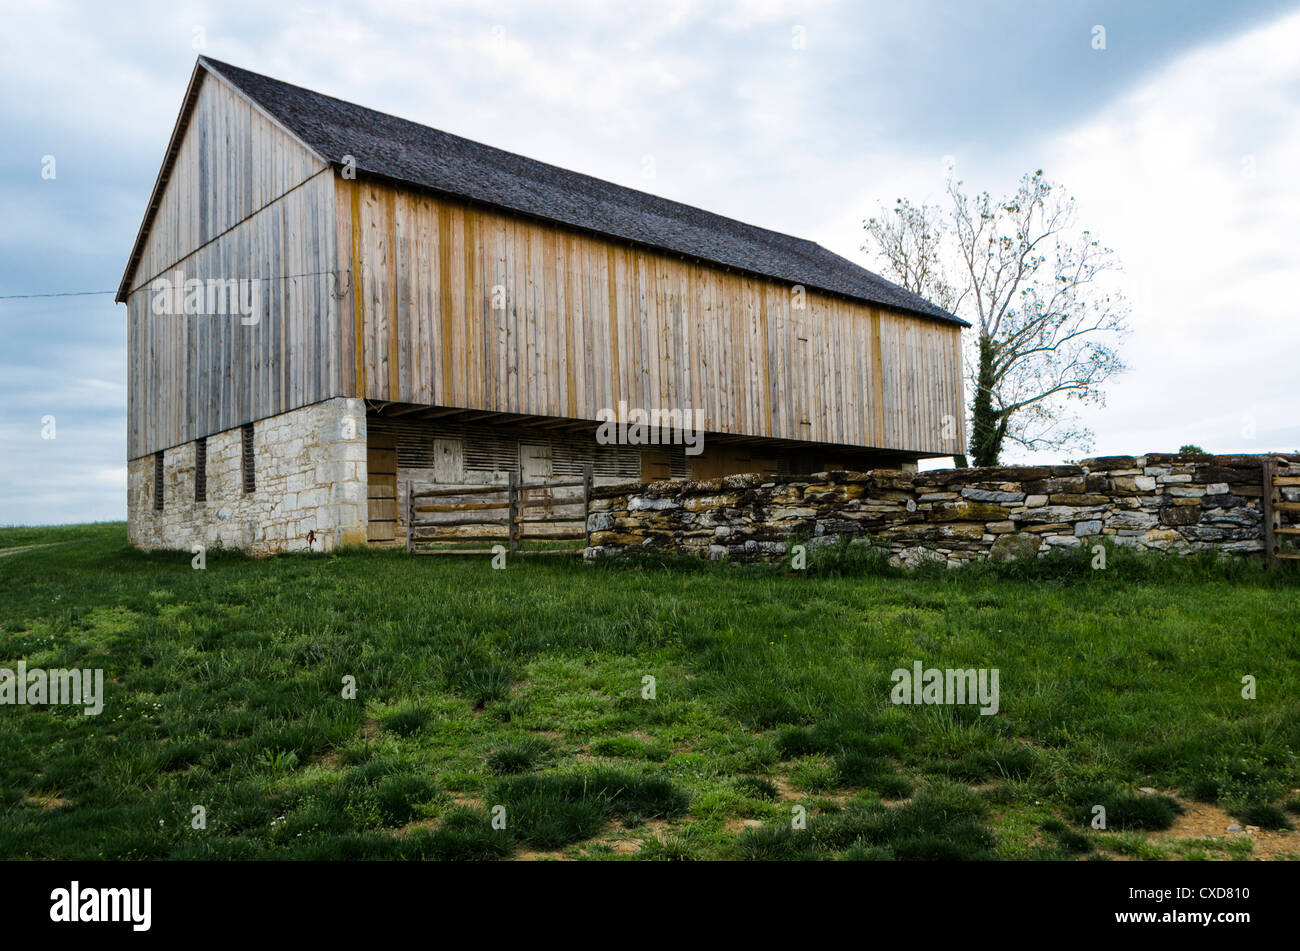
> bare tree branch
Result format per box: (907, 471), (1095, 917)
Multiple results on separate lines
(863, 169), (1129, 464)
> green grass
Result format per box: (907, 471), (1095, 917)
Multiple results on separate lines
(1, 522), (1298, 860)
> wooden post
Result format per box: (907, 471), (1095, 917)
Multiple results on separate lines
(405, 480), (414, 553)
(582, 463), (593, 548)
(507, 470), (519, 554)
(1262, 455), (1276, 568)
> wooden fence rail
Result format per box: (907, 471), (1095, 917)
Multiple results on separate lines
(1264, 454), (1300, 565)
(406, 465), (592, 556)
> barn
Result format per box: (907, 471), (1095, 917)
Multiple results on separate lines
(118, 57), (967, 554)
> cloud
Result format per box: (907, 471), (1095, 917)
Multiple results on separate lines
(2, 2), (1297, 521)
(829, 8), (1300, 464)
(1038, 8), (1300, 458)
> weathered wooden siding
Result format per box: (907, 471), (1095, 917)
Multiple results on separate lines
(335, 177), (966, 455)
(125, 71), (341, 460)
(125, 67), (964, 462)
(128, 72), (327, 298)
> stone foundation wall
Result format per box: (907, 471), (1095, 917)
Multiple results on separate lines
(585, 453), (1284, 566)
(128, 397), (368, 555)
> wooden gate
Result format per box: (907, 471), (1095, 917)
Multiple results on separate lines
(1262, 453), (1300, 565)
(406, 465), (592, 556)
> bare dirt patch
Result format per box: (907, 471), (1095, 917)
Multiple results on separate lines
(772, 776), (800, 802)
(23, 794), (69, 809)
(593, 818), (671, 857)
(1156, 799), (1300, 861)
(511, 845), (569, 861)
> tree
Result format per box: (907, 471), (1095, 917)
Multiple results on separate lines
(863, 170), (1129, 466)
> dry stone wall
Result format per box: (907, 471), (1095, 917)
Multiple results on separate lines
(584, 453), (1275, 566)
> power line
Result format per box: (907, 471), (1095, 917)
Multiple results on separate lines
(0, 269), (348, 301)
(0, 289), (115, 300)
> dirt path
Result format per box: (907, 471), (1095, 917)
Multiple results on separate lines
(0, 542), (67, 559)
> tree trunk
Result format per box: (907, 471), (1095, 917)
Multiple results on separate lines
(970, 335), (1004, 467)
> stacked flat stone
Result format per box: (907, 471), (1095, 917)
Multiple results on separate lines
(584, 453), (1269, 567)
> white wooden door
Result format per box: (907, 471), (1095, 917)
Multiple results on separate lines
(433, 438), (465, 483)
(519, 443), (553, 518)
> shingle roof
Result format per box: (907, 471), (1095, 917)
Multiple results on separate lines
(133, 57), (966, 325)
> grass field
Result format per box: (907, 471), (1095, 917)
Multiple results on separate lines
(1, 523), (1298, 861)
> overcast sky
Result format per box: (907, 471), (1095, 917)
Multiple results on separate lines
(2, 0), (1298, 524)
